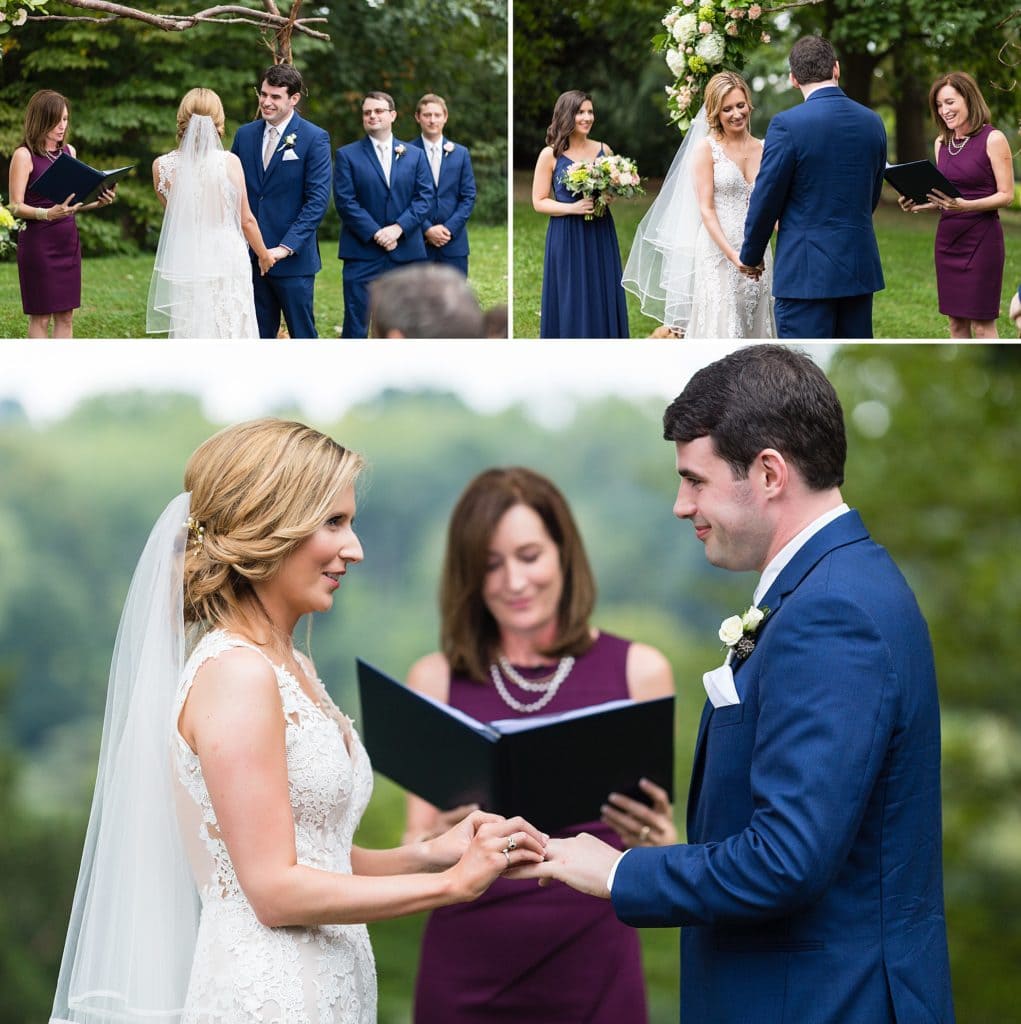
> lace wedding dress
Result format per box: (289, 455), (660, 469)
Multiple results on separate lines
(686, 136), (774, 338)
(172, 629), (378, 1023)
(147, 115), (259, 339)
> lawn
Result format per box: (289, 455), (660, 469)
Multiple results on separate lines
(512, 170), (1021, 339)
(0, 227), (508, 339)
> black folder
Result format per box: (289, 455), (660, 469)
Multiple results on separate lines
(883, 160), (961, 205)
(356, 658), (674, 833)
(31, 151), (134, 207)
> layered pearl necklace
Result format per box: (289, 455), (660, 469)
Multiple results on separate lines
(489, 654), (575, 713)
(947, 134), (970, 157)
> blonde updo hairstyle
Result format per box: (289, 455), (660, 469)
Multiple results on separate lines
(182, 418), (365, 630)
(176, 87), (226, 141)
(704, 71), (752, 137)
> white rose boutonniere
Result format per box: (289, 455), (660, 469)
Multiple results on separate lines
(443, 141), (455, 156)
(394, 144), (406, 159)
(277, 132), (298, 152)
(719, 605), (769, 661)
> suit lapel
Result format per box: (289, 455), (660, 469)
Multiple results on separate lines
(261, 113), (301, 187)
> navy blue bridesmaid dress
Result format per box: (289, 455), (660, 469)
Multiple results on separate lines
(539, 150), (629, 338)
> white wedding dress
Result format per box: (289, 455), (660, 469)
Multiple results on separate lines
(147, 115), (259, 339)
(622, 106), (775, 338)
(172, 629), (378, 1023)
(686, 136), (774, 338)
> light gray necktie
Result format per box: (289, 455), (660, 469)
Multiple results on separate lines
(262, 125), (277, 170)
(429, 144), (441, 186)
(376, 141), (390, 185)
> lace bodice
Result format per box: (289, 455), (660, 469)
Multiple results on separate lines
(156, 149), (239, 205)
(172, 629), (377, 1023)
(687, 136), (774, 338)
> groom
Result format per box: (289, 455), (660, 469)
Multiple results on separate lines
(518, 346), (955, 1023)
(231, 64), (332, 339)
(739, 36), (886, 338)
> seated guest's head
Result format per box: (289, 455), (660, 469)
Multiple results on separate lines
(370, 264), (485, 338)
(483, 304), (508, 338)
(177, 88), (226, 140)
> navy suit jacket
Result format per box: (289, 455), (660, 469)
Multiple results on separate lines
(230, 113), (331, 278)
(612, 511), (954, 1023)
(333, 136), (431, 263)
(408, 135), (476, 258)
(740, 87), (887, 299)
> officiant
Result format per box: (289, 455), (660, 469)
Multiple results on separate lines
(402, 465), (677, 1024)
(7, 89), (116, 339)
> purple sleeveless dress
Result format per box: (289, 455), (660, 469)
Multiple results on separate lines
(17, 151), (82, 315)
(413, 631), (648, 1024)
(934, 123), (1004, 320)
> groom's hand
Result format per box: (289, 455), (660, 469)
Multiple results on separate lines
(506, 833), (618, 899)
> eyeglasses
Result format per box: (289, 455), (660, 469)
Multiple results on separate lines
(363, 106), (393, 116)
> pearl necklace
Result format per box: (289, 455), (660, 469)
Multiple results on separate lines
(489, 655), (575, 713)
(947, 134), (970, 157)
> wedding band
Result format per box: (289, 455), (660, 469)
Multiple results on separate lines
(503, 849), (512, 867)
(639, 825), (651, 842)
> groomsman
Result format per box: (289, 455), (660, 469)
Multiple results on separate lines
(333, 91), (432, 338)
(231, 64), (332, 339)
(409, 93), (477, 276)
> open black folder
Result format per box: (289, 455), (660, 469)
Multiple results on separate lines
(356, 658), (674, 833)
(31, 151), (134, 207)
(883, 160), (961, 205)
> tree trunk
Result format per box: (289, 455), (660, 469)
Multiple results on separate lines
(893, 51), (931, 164)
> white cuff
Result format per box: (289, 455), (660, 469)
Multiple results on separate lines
(606, 849), (630, 893)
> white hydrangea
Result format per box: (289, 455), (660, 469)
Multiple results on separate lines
(672, 12), (698, 44)
(695, 30), (725, 64)
(665, 47), (687, 77)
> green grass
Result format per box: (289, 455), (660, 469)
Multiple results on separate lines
(0, 228), (508, 339)
(513, 171), (1021, 339)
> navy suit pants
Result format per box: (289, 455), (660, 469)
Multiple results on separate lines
(425, 245), (468, 277)
(775, 294), (874, 339)
(253, 270), (317, 339)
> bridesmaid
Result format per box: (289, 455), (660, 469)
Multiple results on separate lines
(532, 90), (629, 338)
(7, 90), (115, 338)
(898, 71), (1014, 339)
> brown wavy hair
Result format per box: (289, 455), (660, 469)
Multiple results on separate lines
(704, 71), (752, 137)
(440, 467), (596, 683)
(20, 90), (70, 157)
(545, 90), (592, 158)
(182, 419), (365, 631)
(929, 71), (991, 146)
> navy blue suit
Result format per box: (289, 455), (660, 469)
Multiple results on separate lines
(408, 135), (476, 276)
(333, 136), (432, 338)
(740, 87), (887, 339)
(612, 511), (954, 1023)
(231, 113), (332, 338)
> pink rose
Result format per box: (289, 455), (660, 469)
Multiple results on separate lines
(748, 4), (762, 19)
(699, 20), (712, 34)
(726, 20), (738, 35)
(761, 31), (770, 42)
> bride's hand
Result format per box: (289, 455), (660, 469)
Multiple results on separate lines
(573, 197), (595, 215)
(444, 817), (547, 901)
(258, 252), (277, 276)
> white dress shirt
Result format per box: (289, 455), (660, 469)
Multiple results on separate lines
(373, 132), (394, 184)
(263, 113), (294, 167)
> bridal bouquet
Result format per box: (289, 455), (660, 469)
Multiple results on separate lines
(0, 195), (24, 259)
(560, 154), (644, 220)
(655, 0), (774, 132)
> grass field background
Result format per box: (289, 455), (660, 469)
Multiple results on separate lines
(512, 171), (1021, 339)
(0, 228), (508, 339)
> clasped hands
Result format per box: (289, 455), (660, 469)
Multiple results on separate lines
(374, 223), (404, 251)
(258, 246), (289, 276)
(738, 260), (765, 280)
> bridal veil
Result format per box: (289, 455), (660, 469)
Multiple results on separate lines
(621, 106), (709, 331)
(50, 493), (200, 1023)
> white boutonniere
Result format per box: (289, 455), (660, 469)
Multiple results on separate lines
(277, 132), (297, 153)
(394, 144), (406, 159)
(719, 605), (769, 661)
(443, 141), (455, 156)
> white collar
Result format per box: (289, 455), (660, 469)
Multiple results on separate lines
(422, 135), (443, 150)
(752, 504), (851, 607)
(264, 113), (294, 139)
(372, 133), (394, 149)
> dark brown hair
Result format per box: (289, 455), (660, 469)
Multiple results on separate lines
(20, 90), (70, 157)
(929, 71), (991, 145)
(440, 467), (596, 683)
(789, 35), (837, 86)
(262, 64), (303, 97)
(364, 91), (396, 112)
(545, 90), (592, 158)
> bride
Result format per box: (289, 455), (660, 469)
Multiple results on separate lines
(623, 71), (774, 338)
(49, 418), (546, 1024)
(147, 89), (274, 339)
